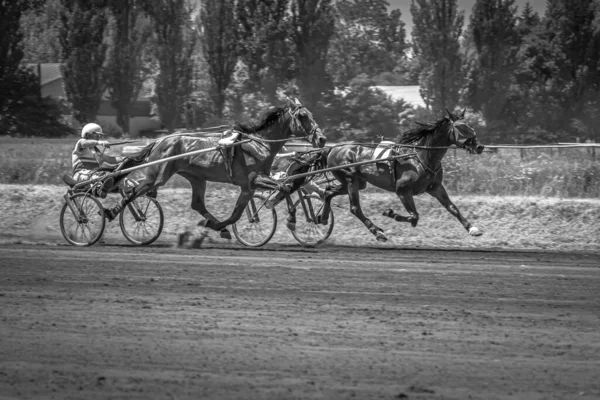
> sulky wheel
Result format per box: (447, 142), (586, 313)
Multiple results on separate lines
(291, 193), (334, 247)
(232, 194), (277, 247)
(119, 195), (164, 245)
(60, 193), (106, 246)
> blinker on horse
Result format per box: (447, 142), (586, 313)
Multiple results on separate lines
(109, 98), (327, 241)
(319, 109), (484, 242)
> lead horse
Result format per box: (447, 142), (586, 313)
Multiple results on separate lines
(109, 98), (326, 240)
(319, 109), (484, 242)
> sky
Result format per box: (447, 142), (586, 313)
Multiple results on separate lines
(389, 0), (548, 37)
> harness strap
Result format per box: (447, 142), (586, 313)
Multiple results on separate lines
(415, 152), (441, 177)
(219, 147), (234, 181)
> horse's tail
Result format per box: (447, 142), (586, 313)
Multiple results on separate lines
(121, 141), (158, 168)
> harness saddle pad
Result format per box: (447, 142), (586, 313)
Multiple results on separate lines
(373, 141), (395, 160)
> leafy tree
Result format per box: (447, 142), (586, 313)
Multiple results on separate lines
(290, 0), (336, 112)
(410, 0), (464, 112)
(0, 0), (74, 136)
(328, 0), (407, 87)
(105, 0), (151, 136)
(508, 3), (548, 129)
(198, 0), (237, 119)
(1, 0), (43, 112)
(0, 68), (75, 137)
(322, 74), (409, 141)
(58, 0), (109, 124)
(236, 0), (291, 103)
(20, 0), (62, 63)
(465, 0), (520, 123)
(143, 0), (196, 132)
(544, 0), (600, 139)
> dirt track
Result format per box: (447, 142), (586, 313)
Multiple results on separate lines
(0, 244), (598, 400)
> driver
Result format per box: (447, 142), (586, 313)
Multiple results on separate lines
(71, 123), (117, 197)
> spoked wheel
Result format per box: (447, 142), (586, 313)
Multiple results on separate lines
(119, 195), (164, 245)
(232, 194), (277, 247)
(60, 193), (106, 246)
(291, 193), (334, 247)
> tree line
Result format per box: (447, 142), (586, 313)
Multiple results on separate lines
(1, 0), (599, 143)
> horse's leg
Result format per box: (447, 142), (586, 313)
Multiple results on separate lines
(382, 190), (420, 228)
(346, 176), (387, 242)
(283, 193), (297, 231)
(317, 181), (346, 225)
(427, 183), (482, 236)
(177, 174), (232, 240)
(210, 189), (255, 234)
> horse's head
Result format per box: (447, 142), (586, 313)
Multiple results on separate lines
(286, 98), (327, 148)
(446, 109), (484, 154)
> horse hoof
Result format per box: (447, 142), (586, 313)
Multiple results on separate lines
(198, 219), (209, 228)
(316, 215), (328, 225)
(376, 232), (388, 242)
(286, 221), (296, 231)
(220, 229), (232, 240)
(178, 231), (191, 247)
(382, 209), (393, 218)
(469, 227), (482, 236)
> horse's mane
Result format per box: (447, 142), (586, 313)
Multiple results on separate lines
(395, 116), (451, 144)
(233, 106), (288, 134)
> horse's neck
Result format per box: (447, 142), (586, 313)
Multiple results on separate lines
(416, 134), (450, 169)
(255, 123), (290, 158)
(245, 129), (287, 170)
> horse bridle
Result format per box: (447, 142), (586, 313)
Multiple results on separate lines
(451, 119), (476, 148)
(287, 104), (321, 144)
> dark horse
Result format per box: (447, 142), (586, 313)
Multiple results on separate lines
(318, 109), (484, 242)
(108, 98), (327, 240)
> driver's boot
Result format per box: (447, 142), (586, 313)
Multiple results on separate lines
(96, 177), (114, 198)
(105, 197), (126, 221)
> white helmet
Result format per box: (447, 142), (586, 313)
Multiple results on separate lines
(81, 123), (103, 138)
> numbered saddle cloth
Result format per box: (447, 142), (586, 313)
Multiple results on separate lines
(372, 141), (397, 170)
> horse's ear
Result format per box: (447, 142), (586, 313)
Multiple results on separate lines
(460, 108), (466, 119)
(294, 98), (302, 106)
(446, 108), (454, 120)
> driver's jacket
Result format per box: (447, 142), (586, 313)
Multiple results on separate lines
(72, 139), (105, 174)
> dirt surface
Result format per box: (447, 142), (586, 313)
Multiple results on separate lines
(1, 184), (600, 253)
(0, 244), (598, 400)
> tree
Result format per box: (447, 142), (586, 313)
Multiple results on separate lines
(1, 0), (43, 112)
(236, 0), (291, 103)
(514, 0), (600, 140)
(290, 0), (336, 111)
(20, 0), (62, 63)
(199, 0), (237, 119)
(59, 0), (109, 124)
(328, 0), (407, 87)
(465, 0), (520, 122)
(105, 0), (151, 136)
(1, 0), (74, 137)
(323, 74), (409, 141)
(545, 0), (600, 136)
(143, 0), (196, 132)
(410, 0), (464, 112)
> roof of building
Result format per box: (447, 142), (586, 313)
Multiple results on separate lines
(373, 85), (426, 108)
(25, 63), (152, 101)
(26, 63), (63, 86)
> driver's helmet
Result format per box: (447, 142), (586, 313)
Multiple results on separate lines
(81, 123), (104, 139)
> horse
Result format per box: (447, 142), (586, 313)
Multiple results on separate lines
(318, 109), (484, 242)
(108, 98), (327, 240)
